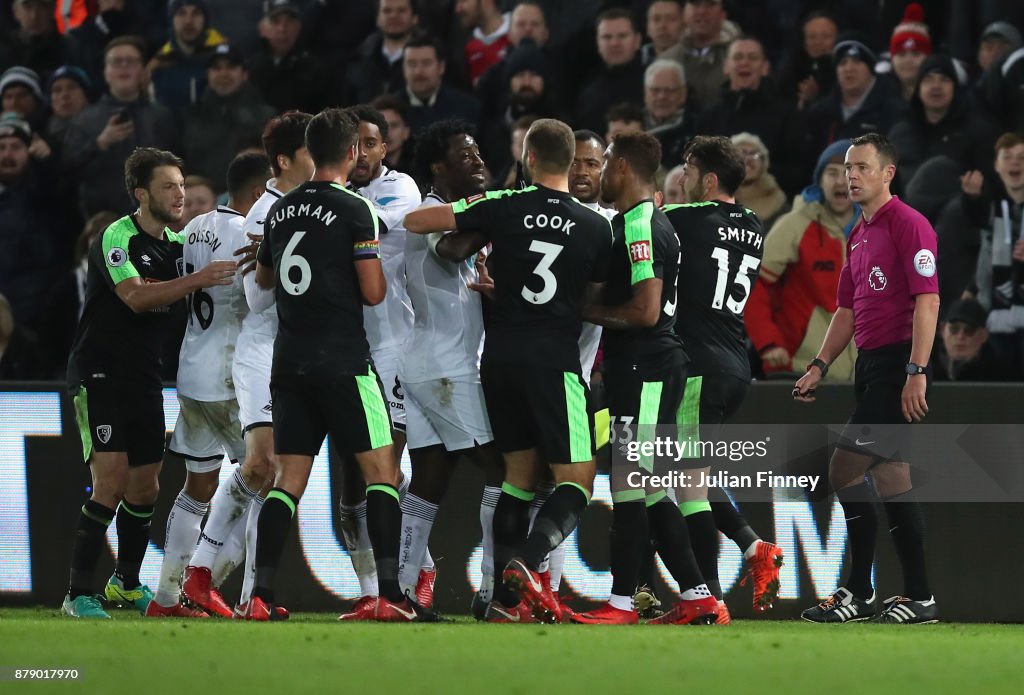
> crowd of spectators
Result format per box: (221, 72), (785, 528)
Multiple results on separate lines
(1, 0), (1023, 383)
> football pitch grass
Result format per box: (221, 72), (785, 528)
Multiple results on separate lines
(1, 608), (1022, 694)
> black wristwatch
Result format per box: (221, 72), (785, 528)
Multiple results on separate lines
(905, 362), (927, 376)
(807, 358), (829, 377)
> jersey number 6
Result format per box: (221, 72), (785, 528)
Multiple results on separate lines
(522, 239), (563, 305)
(281, 231), (312, 296)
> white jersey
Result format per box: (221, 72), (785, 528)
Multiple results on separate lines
(400, 193), (485, 382)
(356, 166), (418, 353)
(176, 206), (249, 401)
(578, 201), (616, 379)
(238, 180), (284, 343)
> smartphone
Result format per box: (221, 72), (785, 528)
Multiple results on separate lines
(115, 108), (132, 124)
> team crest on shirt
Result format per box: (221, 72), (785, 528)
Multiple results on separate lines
(629, 240), (651, 263)
(96, 425), (112, 444)
(868, 266), (888, 291)
(914, 249), (936, 277)
(106, 247), (127, 267)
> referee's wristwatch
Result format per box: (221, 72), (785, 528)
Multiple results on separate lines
(807, 358), (829, 378)
(905, 362), (927, 376)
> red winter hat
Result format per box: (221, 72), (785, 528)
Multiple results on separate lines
(890, 3), (932, 56)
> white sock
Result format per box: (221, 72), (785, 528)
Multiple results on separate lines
(190, 468), (257, 569)
(478, 485), (500, 602)
(743, 539), (762, 560)
(680, 583), (713, 600)
(341, 500), (377, 596)
(548, 542), (566, 591)
(422, 547), (435, 572)
(609, 594), (633, 611)
(398, 494), (437, 595)
(210, 510), (247, 587)
(238, 496), (262, 606)
(397, 473), (410, 498)
(155, 491), (208, 607)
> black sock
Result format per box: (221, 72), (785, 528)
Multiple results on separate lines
(492, 484), (533, 607)
(366, 484), (404, 603)
(637, 539), (656, 590)
(253, 488), (298, 604)
(836, 482), (878, 599)
(521, 483), (589, 569)
(685, 509), (722, 599)
(609, 500), (648, 597)
(882, 490), (930, 600)
(69, 500), (116, 599)
(708, 485), (759, 551)
(647, 498), (704, 592)
(114, 500), (154, 590)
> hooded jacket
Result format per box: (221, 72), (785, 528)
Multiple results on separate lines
(744, 139), (859, 379)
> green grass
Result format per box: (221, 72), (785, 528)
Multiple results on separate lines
(0, 608), (1021, 694)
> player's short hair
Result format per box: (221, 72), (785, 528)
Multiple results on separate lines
(849, 132), (899, 167)
(226, 151), (272, 197)
(262, 111), (313, 176)
(683, 135), (746, 196)
(994, 132), (1024, 153)
(305, 107), (359, 168)
(349, 103), (390, 140)
(523, 118), (575, 175)
(574, 129), (606, 148)
(413, 118), (476, 186)
(610, 132), (662, 184)
(404, 32), (444, 61)
(597, 7), (638, 33)
(370, 94), (408, 123)
(605, 102), (645, 125)
(124, 147), (183, 197)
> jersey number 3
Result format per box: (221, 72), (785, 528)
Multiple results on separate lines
(282, 231), (312, 296)
(710, 247), (759, 314)
(522, 240), (563, 305)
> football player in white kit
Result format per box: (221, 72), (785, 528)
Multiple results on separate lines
(337, 104), (433, 620)
(391, 120), (506, 617)
(148, 153), (272, 617)
(179, 112), (314, 619)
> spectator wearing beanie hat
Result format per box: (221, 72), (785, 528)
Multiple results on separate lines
(889, 53), (997, 190)
(1, 66), (46, 129)
(806, 33), (907, 157)
(977, 22), (1022, 72)
(888, 3), (933, 102)
(148, 0), (227, 117)
(45, 66), (92, 159)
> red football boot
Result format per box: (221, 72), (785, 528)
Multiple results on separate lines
(145, 601), (208, 618)
(556, 595), (576, 622)
(571, 602), (639, 625)
(337, 595), (378, 621)
(647, 596), (719, 625)
(182, 566), (233, 618)
(237, 596), (274, 621)
(416, 568), (437, 609)
(502, 558), (560, 623)
(234, 600), (289, 620)
(716, 600), (732, 625)
(740, 541), (784, 612)
(484, 601), (537, 623)
(374, 597), (420, 622)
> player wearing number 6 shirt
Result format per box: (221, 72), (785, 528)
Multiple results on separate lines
(795, 134), (939, 625)
(405, 119), (612, 623)
(147, 153), (272, 618)
(249, 108), (421, 622)
(664, 135), (783, 620)
(574, 132), (717, 627)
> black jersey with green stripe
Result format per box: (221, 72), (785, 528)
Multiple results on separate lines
(256, 180), (381, 377)
(602, 200), (685, 371)
(451, 184), (612, 372)
(663, 201), (764, 379)
(67, 214), (185, 384)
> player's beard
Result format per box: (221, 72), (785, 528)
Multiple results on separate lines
(149, 199), (183, 226)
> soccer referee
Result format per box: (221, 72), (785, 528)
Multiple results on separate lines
(794, 133), (940, 624)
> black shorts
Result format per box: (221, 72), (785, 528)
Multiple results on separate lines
(677, 372), (751, 469)
(271, 365), (394, 457)
(480, 363), (594, 464)
(70, 373), (165, 467)
(837, 341), (925, 461)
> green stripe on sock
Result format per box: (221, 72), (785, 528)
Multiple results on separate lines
(81, 504), (113, 526)
(612, 489), (646, 504)
(501, 482), (535, 502)
(557, 481), (592, 503)
(356, 366), (394, 450)
(678, 375), (702, 457)
(118, 501), (153, 519)
(637, 380), (663, 472)
(266, 489), (297, 516)
(644, 491), (668, 507)
(679, 499), (711, 516)
(366, 483), (400, 502)
(563, 372), (592, 463)
(72, 387), (92, 463)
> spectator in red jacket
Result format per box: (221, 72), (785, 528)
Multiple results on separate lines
(745, 138), (859, 379)
(456, 0), (510, 85)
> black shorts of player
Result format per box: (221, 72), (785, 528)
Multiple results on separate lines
(480, 362), (595, 464)
(681, 371), (750, 469)
(837, 341), (927, 461)
(271, 365), (394, 457)
(604, 362), (693, 470)
(70, 373), (165, 467)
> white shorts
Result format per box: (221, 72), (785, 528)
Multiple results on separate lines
(372, 346), (406, 431)
(232, 334), (273, 432)
(167, 396), (246, 473)
(404, 377), (493, 451)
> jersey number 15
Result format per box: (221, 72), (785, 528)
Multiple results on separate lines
(710, 247), (760, 315)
